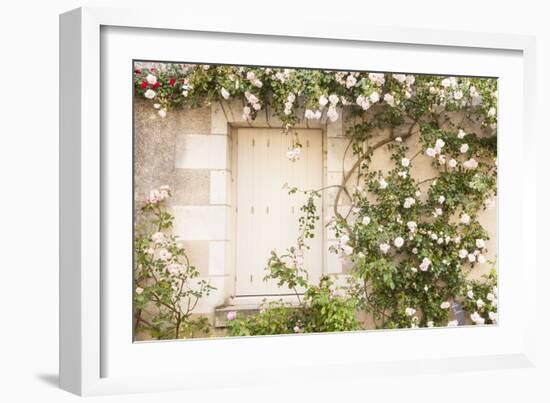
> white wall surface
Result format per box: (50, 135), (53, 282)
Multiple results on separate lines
(0, 0), (548, 402)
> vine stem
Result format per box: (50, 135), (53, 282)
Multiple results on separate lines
(333, 119), (419, 225)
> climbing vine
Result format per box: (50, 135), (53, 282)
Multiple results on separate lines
(134, 62), (498, 332)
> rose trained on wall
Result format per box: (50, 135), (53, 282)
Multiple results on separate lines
(134, 63), (498, 336)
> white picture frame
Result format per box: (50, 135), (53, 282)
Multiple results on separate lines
(60, 6), (537, 396)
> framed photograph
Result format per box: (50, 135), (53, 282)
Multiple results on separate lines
(60, 7), (537, 396)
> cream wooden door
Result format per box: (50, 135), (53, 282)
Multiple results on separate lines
(235, 128), (323, 296)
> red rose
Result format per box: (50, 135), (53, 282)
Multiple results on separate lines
(169, 78), (176, 86)
(150, 67), (156, 72)
(134, 69), (141, 74)
(152, 82), (160, 89)
(140, 81), (148, 89)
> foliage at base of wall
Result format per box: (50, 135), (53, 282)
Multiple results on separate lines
(227, 276), (359, 336)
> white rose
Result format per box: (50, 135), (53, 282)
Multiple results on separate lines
(438, 195), (446, 204)
(379, 178), (388, 189)
(384, 93), (395, 107)
(476, 239), (486, 248)
(477, 254), (486, 264)
(403, 197), (416, 209)
(135, 287), (144, 295)
(328, 94), (339, 105)
(435, 139), (445, 149)
(441, 78), (451, 88)
(453, 90), (463, 100)
(426, 147), (436, 158)
(319, 95), (328, 106)
(470, 312), (485, 325)
(407, 221), (417, 232)
(467, 290), (474, 299)
(448, 158), (457, 168)
(460, 144), (469, 153)
(286, 147), (301, 162)
(405, 307), (416, 316)
(394, 237), (404, 248)
(468, 253), (476, 263)
(488, 107), (496, 117)
(419, 257), (431, 271)
(369, 91), (380, 103)
(362, 216), (371, 226)
(342, 244), (354, 255)
(146, 74), (157, 85)
(158, 248), (172, 261)
(392, 74), (407, 83)
(463, 158), (479, 169)
(476, 299), (485, 309)
(458, 249), (468, 259)
(460, 213), (471, 224)
(457, 129), (466, 139)
(158, 109), (167, 118)
(379, 243), (391, 254)
(346, 75), (357, 88)
(401, 158), (410, 167)
(427, 321), (434, 328)
(368, 73), (385, 86)
(221, 87), (230, 99)
(440, 301), (451, 309)
(245, 91), (259, 104)
(304, 109), (315, 119)
(144, 89), (156, 99)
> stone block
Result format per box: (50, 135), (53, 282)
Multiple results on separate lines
(172, 205), (229, 241)
(176, 240), (210, 277)
(327, 137), (356, 172)
(175, 134), (228, 170)
(210, 170), (229, 205)
(211, 102), (229, 135)
(208, 241), (227, 276)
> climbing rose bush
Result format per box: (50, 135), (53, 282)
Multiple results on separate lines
(135, 62), (498, 334)
(134, 186), (215, 339)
